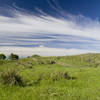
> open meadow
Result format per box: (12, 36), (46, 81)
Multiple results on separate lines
(0, 53), (100, 100)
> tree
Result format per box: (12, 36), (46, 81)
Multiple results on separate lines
(0, 54), (6, 60)
(9, 53), (19, 60)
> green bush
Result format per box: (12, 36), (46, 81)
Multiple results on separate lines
(9, 53), (19, 60)
(0, 54), (6, 60)
(0, 69), (23, 86)
(32, 54), (41, 58)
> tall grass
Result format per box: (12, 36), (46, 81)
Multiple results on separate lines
(0, 69), (24, 86)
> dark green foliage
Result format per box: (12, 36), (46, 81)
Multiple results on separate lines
(32, 54), (41, 58)
(0, 54), (6, 60)
(9, 53), (19, 60)
(0, 69), (23, 86)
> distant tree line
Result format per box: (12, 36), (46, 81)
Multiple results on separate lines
(0, 53), (19, 60)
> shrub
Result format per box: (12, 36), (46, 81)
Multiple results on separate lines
(38, 60), (56, 65)
(47, 60), (56, 64)
(32, 54), (41, 58)
(50, 71), (73, 81)
(0, 69), (23, 86)
(0, 54), (6, 60)
(38, 60), (45, 64)
(9, 53), (19, 60)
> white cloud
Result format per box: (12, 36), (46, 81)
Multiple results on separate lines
(0, 9), (100, 56)
(0, 11), (100, 40)
(0, 46), (95, 57)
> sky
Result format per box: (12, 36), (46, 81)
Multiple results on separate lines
(0, 0), (100, 57)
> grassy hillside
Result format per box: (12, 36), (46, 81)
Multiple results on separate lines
(0, 53), (100, 100)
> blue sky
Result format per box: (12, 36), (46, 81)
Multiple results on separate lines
(1, 0), (100, 19)
(0, 0), (100, 56)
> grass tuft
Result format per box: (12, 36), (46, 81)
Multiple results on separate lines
(50, 71), (74, 81)
(0, 69), (24, 86)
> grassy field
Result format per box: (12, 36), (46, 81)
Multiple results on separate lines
(0, 53), (100, 100)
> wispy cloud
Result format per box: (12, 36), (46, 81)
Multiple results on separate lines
(0, 10), (100, 39)
(0, 7), (100, 56)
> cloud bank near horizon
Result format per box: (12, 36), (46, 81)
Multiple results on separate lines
(0, 46), (96, 57)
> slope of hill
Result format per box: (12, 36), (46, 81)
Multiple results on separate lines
(0, 53), (100, 100)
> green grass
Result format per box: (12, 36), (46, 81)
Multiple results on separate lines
(0, 53), (100, 100)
